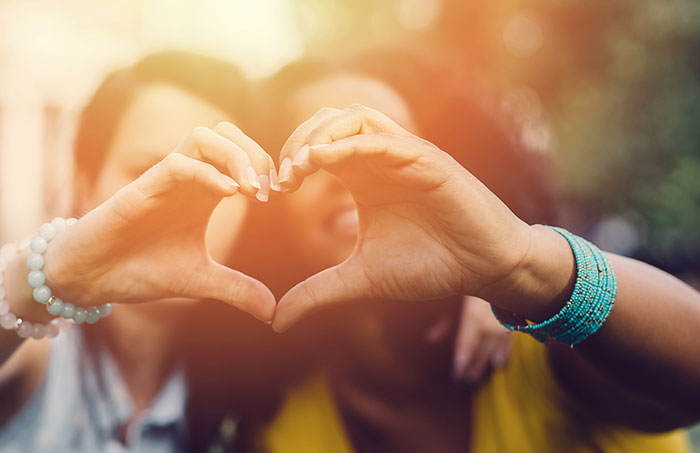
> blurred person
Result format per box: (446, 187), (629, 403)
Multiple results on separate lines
(0, 51), (278, 451)
(238, 49), (699, 452)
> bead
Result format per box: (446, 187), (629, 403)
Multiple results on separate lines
(86, 307), (101, 324)
(30, 236), (48, 254)
(0, 300), (8, 316)
(1, 313), (17, 330)
(38, 223), (56, 241)
(61, 302), (76, 319)
(100, 303), (112, 317)
(51, 217), (67, 234)
(47, 298), (64, 316)
(46, 323), (59, 338)
(31, 324), (46, 339)
(27, 270), (46, 287)
(33, 285), (51, 303)
(17, 321), (33, 338)
(66, 217), (78, 227)
(0, 243), (17, 260)
(73, 307), (87, 324)
(27, 253), (44, 270)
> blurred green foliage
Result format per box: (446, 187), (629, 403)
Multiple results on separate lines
(294, 0), (700, 271)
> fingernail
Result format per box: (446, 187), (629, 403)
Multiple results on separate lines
(246, 167), (261, 189)
(308, 143), (328, 151)
(269, 168), (281, 192)
(278, 157), (293, 183)
(221, 175), (239, 190)
(256, 174), (270, 202)
(292, 144), (309, 167)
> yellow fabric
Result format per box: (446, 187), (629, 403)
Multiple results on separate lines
(260, 335), (690, 452)
(259, 374), (352, 453)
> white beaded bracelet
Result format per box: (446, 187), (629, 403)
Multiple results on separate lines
(26, 217), (112, 325)
(0, 243), (71, 339)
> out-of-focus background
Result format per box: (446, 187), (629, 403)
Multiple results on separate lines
(0, 0), (698, 446)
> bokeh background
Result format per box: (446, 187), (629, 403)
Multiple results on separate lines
(0, 0), (698, 447)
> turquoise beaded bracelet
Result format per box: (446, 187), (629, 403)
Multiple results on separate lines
(27, 217), (112, 325)
(493, 226), (617, 346)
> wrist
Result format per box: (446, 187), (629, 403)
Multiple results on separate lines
(4, 249), (54, 323)
(477, 224), (576, 322)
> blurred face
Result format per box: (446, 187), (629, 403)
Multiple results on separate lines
(285, 74), (415, 270)
(84, 83), (248, 280)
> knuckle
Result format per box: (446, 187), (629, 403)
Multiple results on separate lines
(346, 103), (367, 111)
(214, 121), (235, 133)
(225, 278), (250, 304)
(316, 107), (338, 116)
(190, 126), (212, 143)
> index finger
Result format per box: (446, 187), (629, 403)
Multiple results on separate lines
(277, 107), (340, 191)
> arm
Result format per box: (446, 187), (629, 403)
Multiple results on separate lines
(273, 104), (700, 429)
(507, 237), (700, 430)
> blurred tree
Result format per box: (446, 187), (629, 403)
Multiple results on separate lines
(292, 0), (700, 272)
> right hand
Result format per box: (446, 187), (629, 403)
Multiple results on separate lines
(43, 123), (276, 322)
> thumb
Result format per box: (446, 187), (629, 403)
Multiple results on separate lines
(191, 262), (276, 323)
(273, 258), (374, 333)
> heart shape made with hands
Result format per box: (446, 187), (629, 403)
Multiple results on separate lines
(265, 104), (531, 333)
(50, 104), (529, 334)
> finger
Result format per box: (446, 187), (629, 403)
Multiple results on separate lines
(214, 122), (278, 199)
(138, 153), (240, 199)
(300, 133), (423, 175)
(272, 257), (375, 333)
(189, 261), (276, 323)
(290, 105), (411, 177)
(305, 104), (408, 149)
(278, 107), (340, 191)
(452, 303), (481, 381)
(491, 335), (513, 369)
(174, 126), (268, 202)
(462, 335), (499, 382)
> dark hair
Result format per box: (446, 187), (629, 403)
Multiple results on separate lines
(262, 47), (557, 225)
(74, 50), (252, 190)
(74, 51), (259, 452)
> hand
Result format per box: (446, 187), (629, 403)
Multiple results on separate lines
(44, 123), (276, 322)
(273, 104), (533, 332)
(450, 296), (512, 381)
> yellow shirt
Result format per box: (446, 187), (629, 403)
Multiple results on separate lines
(261, 335), (689, 452)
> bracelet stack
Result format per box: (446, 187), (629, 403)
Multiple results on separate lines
(493, 226), (617, 347)
(1, 217), (113, 340)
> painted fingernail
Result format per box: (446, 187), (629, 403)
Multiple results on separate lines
(269, 168), (281, 192)
(256, 174), (270, 202)
(278, 157), (293, 183)
(246, 167), (261, 189)
(221, 175), (239, 191)
(292, 144), (309, 167)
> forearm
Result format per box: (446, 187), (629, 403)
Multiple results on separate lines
(482, 224), (700, 420)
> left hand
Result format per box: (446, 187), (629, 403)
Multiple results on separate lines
(450, 296), (512, 381)
(273, 105), (533, 332)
